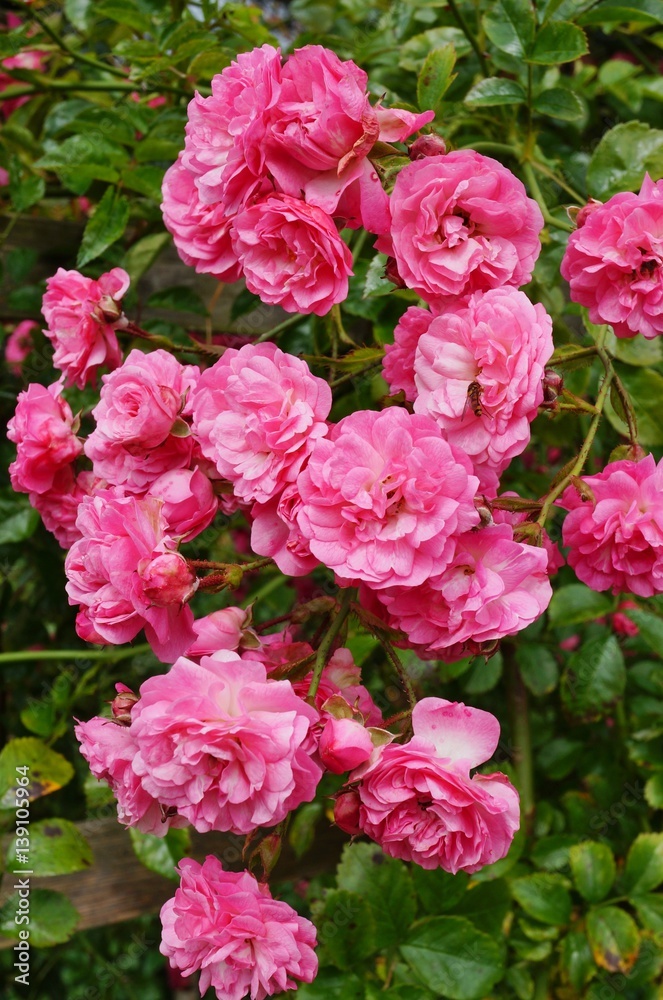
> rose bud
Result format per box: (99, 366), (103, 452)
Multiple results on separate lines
(333, 788), (362, 835)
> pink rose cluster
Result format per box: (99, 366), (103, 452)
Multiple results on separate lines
(161, 43), (433, 315)
(561, 174), (663, 340)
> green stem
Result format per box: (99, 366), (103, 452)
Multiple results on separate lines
(447, 0), (489, 77)
(530, 159), (584, 203)
(121, 321), (214, 358)
(307, 588), (355, 702)
(15, 2), (130, 79)
(596, 345), (639, 445)
(1, 77), (190, 99)
(254, 313), (304, 344)
(505, 645), (535, 825)
(537, 364), (614, 526)
(0, 643), (152, 664)
(459, 141), (519, 157)
(379, 637), (417, 711)
(523, 162), (574, 232)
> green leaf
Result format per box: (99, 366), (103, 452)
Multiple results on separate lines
(516, 644), (559, 696)
(586, 906), (640, 973)
(122, 231), (170, 283)
(401, 916), (504, 999)
(561, 931), (595, 992)
(631, 893), (663, 933)
(147, 285), (209, 316)
(511, 874), (572, 925)
(400, 27), (472, 72)
(0, 506), (40, 545)
(417, 45), (456, 114)
(315, 889), (377, 970)
(0, 889), (79, 947)
(9, 174), (45, 213)
(451, 879), (512, 935)
(411, 867), (469, 914)
(363, 253), (393, 297)
(96, 0), (153, 33)
(7, 819), (93, 876)
(129, 828), (190, 881)
(533, 87), (584, 120)
(561, 635), (626, 722)
(587, 122), (663, 199)
(605, 329), (663, 366)
(336, 843), (416, 950)
(483, 0), (536, 57)
(605, 366), (663, 445)
(538, 738), (584, 779)
(531, 834), (580, 871)
(578, 0), (663, 25)
(623, 833), (663, 894)
(645, 772), (663, 809)
(77, 187), (130, 268)
(289, 802), (322, 859)
(465, 77), (526, 107)
(462, 651), (503, 694)
(569, 842), (616, 902)
(65, 0), (93, 30)
(529, 21), (589, 63)
(68, 106), (136, 146)
(120, 165), (165, 201)
(0, 738), (74, 809)
(625, 609), (663, 655)
(548, 583), (613, 626)
(297, 970), (365, 999)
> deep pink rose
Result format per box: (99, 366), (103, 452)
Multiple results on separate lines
(296, 408), (480, 588)
(65, 493), (196, 661)
(561, 175), (663, 339)
(5, 319), (37, 375)
(560, 454), (663, 596)
(382, 305), (437, 402)
(413, 287), (554, 483)
(319, 716), (375, 774)
(191, 342), (331, 504)
(373, 523), (551, 659)
(146, 468), (218, 542)
(8, 382), (82, 494)
(160, 857), (317, 1000)
(186, 607), (252, 657)
(130, 652), (322, 834)
(251, 485), (319, 576)
(85, 349), (199, 491)
(138, 552), (198, 606)
(232, 194), (353, 315)
(30, 468), (101, 549)
(75, 715), (187, 836)
(384, 151), (543, 302)
(42, 267), (127, 388)
(351, 698), (520, 872)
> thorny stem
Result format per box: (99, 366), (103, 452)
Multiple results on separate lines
(254, 314), (303, 344)
(379, 637), (417, 712)
(121, 321), (216, 358)
(187, 557), (272, 572)
(307, 588), (355, 703)
(12, 2), (129, 79)
(446, 0), (489, 77)
(596, 344), (639, 444)
(505, 644), (535, 826)
(530, 158), (584, 203)
(523, 162), (574, 232)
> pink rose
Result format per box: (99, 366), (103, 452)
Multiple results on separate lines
(319, 717), (375, 774)
(5, 319), (37, 376)
(492, 493), (565, 575)
(560, 454), (663, 596)
(146, 468), (218, 542)
(251, 485), (319, 576)
(130, 651), (322, 834)
(187, 607), (253, 658)
(561, 175), (663, 339)
(65, 493), (196, 662)
(138, 552), (198, 606)
(382, 305), (437, 402)
(242, 628), (315, 674)
(351, 698), (520, 872)
(1, 48), (47, 119)
(75, 716), (187, 836)
(231, 194), (353, 315)
(85, 349), (199, 491)
(296, 408), (480, 589)
(30, 468), (101, 549)
(383, 151), (543, 302)
(160, 857), (318, 1000)
(42, 267), (127, 388)
(373, 523), (552, 659)
(413, 287), (554, 482)
(191, 342), (331, 504)
(8, 382), (82, 494)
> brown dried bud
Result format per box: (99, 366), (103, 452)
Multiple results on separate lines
(409, 134), (447, 160)
(98, 294), (123, 322)
(569, 475), (596, 504)
(542, 368), (564, 405)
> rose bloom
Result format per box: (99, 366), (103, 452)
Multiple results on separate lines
(413, 287), (554, 483)
(75, 715), (187, 836)
(65, 493), (196, 662)
(383, 151), (543, 302)
(160, 857), (317, 1000)
(382, 305), (437, 402)
(8, 382), (82, 495)
(42, 267), (128, 388)
(146, 468), (218, 542)
(251, 484), (319, 576)
(191, 342), (331, 504)
(1, 48), (47, 119)
(231, 194), (353, 316)
(5, 319), (37, 376)
(373, 523), (552, 660)
(296, 407), (479, 589)
(130, 651), (322, 834)
(85, 349), (199, 491)
(350, 697), (520, 872)
(561, 174), (663, 339)
(560, 454), (663, 596)
(31, 468), (101, 549)
(186, 606), (253, 658)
